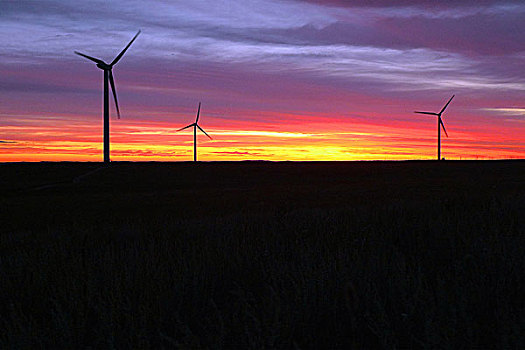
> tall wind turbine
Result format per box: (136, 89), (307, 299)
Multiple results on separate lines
(415, 95), (454, 160)
(177, 102), (212, 162)
(75, 30), (141, 163)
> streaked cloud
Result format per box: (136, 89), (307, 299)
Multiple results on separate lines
(482, 108), (525, 116)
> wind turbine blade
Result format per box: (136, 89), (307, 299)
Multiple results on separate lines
(439, 95), (455, 115)
(75, 51), (105, 65)
(195, 102), (201, 123)
(440, 118), (449, 137)
(109, 70), (120, 119)
(176, 124), (195, 132)
(197, 125), (212, 140)
(110, 30), (141, 66)
(414, 111), (438, 116)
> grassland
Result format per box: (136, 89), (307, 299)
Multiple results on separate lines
(1, 161), (524, 348)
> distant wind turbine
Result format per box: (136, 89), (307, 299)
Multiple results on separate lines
(177, 102), (212, 162)
(75, 30), (141, 163)
(415, 95), (454, 160)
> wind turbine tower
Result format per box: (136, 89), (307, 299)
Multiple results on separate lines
(415, 95), (454, 160)
(177, 102), (212, 162)
(75, 30), (141, 163)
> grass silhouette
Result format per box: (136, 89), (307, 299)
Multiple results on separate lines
(1, 161), (524, 348)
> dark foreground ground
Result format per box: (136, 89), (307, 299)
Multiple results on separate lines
(1, 161), (524, 348)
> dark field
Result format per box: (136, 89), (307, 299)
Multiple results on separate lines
(1, 161), (524, 348)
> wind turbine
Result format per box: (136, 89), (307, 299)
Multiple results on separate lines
(75, 30), (141, 163)
(177, 102), (212, 162)
(414, 95), (454, 160)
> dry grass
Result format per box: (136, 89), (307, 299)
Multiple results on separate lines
(1, 161), (524, 348)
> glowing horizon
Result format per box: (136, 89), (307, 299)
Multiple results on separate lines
(1, 0), (524, 161)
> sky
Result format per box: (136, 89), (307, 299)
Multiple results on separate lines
(1, 0), (524, 161)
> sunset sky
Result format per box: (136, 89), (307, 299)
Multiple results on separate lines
(1, 0), (524, 161)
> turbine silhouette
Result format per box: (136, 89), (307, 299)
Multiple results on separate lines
(177, 102), (212, 162)
(75, 30), (141, 163)
(415, 95), (454, 160)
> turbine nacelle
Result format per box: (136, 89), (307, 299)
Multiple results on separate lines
(96, 62), (112, 70)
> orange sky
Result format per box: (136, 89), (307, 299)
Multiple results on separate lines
(1, 110), (523, 162)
